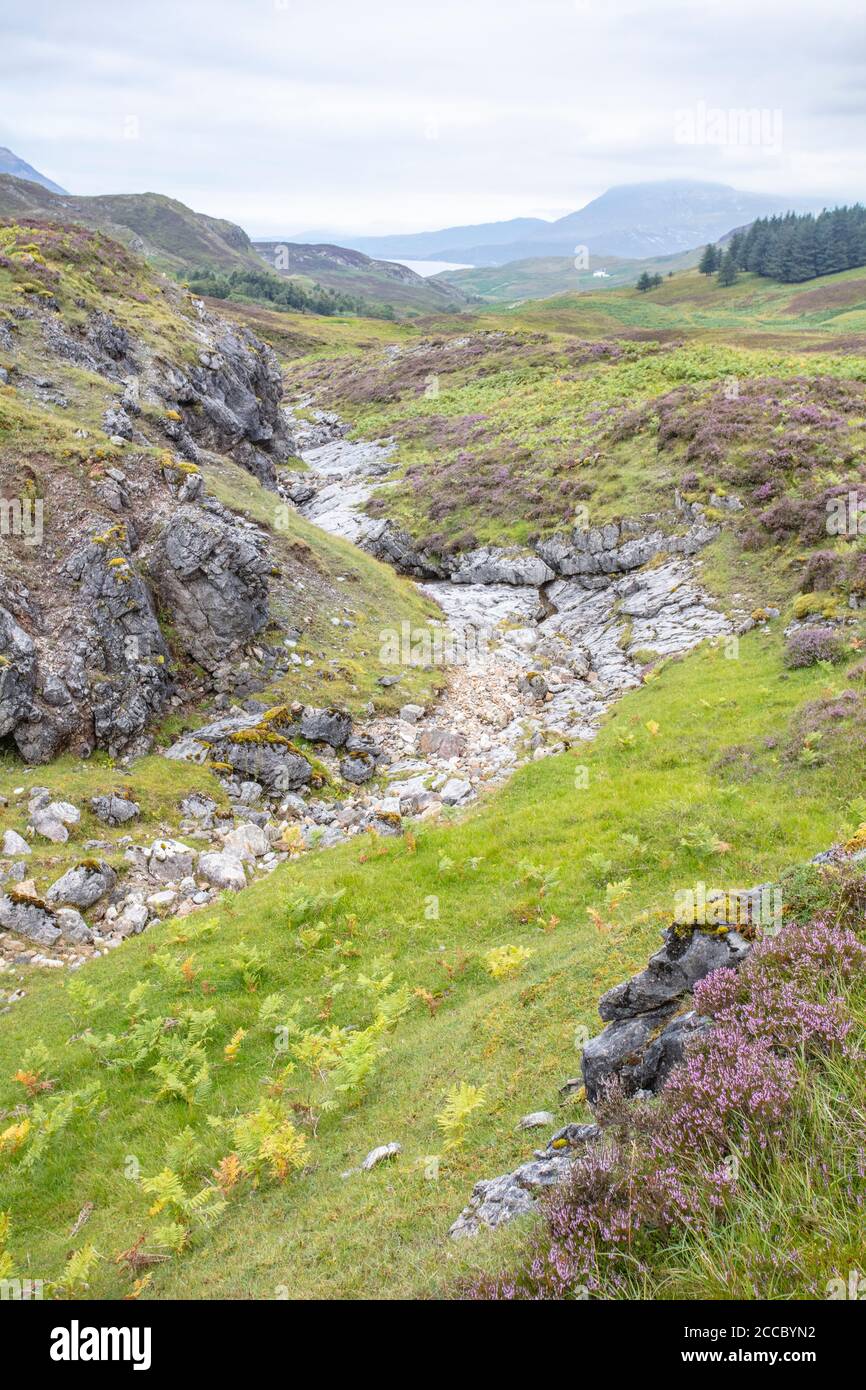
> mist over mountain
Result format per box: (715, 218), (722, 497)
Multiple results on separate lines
(294, 181), (830, 266)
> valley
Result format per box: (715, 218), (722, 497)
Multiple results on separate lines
(0, 207), (865, 1305)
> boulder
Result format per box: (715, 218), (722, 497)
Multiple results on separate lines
(46, 861), (116, 910)
(340, 752), (377, 784)
(0, 892), (61, 946)
(632, 1010), (713, 1094)
(518, 1111), (556, 1131)
(115, 902), (149, 937)
(361, 1142), (402, 1172)
(54, 907), (93, 944)
(581, 1003), (679, 1102)
(223, 821), (269, 861)
(198, 851), (247, 892)
(146, 839), (197, 883)
(598, 926), (751, 1022)
(399, 704), (425, 724)
(2, 830), (31, 857)
(90, 794), (140, 826)
(419, 727), (465, 760)
(31, 810), (68, 844)
(449, 1152), (577, 1239)
(299, 706), (352, 747)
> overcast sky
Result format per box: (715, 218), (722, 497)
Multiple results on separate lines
(1, 0), (863, 236)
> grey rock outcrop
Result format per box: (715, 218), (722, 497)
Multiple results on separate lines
(149, 504), (270, 671)
(449, 919), (756, 1239)
(0, 892), (62, 946)
(299, 707), (351, 747)
(598, 926), (751, 1022)
(159, 324), (293, 489)
(58, 531), (173, 759)
(0, 604), (37, 749)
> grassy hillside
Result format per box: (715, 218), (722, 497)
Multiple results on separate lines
(285, 265), (866, 561)
(0, 216), (440, 722)
(2, 229), (865, 1305)
(2, 626), (865, 1299)
(435, 246), (702, 303)
(255, 240), (472, 317)
(0, 176), (263, 275)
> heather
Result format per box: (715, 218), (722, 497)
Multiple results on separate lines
(287, 330), (866, 570)
(784, 626), (846, 668)
(466, 909), (866, 1301)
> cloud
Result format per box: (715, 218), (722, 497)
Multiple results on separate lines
(0, 0), (861, 234)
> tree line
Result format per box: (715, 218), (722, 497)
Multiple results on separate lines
(698, 205), (866, 287)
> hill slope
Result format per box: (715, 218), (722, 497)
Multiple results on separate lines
(0, 176), (265, 274)
(0, 229), (865, 1307)
(254, 240), (473, 315)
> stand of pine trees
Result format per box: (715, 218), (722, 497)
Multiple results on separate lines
(731, 206), (866, 284)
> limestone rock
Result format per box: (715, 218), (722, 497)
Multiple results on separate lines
(149, 505), (270, 671)
(46, 861), (116, 910)
(2, 830), (31, 856)
(361, 1142), (402, 1172)
(0, 892), (61, 946)
(598, 926), (751, 1022)
(90, 794), (140, 826)
(198, 851), (247, 892)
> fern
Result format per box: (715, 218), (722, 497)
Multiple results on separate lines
(484, 944), (533, 979)
(435, 1081), (487, 1151)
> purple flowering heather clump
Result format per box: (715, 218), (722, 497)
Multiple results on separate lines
(784, 626), (846, 668)
(465, 915), (864, 1301)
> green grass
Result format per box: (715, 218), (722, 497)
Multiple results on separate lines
(0, 752), (231, 895)
(2, 628), (865, 1299)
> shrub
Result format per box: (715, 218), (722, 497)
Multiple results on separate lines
(783, 626), (845, 668)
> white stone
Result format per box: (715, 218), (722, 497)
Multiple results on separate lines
(222, 821), (269, 861)
(399, 704), (425, 724)
(440, 778), (472, 805)
(146, 889), (178, 910)
(198, 851), (247, 892)
(361, 1142), (402, 1171)
(518, 1111), (556, 1130)
(2, 830), (31, 856)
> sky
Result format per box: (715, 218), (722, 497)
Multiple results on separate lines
(1, 0), (863, 237)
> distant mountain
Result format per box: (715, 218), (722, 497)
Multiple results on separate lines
(0, 147), (67, 195)
(307, 181), (830, 267)
(254, 240), (473, 314)
(0, 175), (263, 274)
